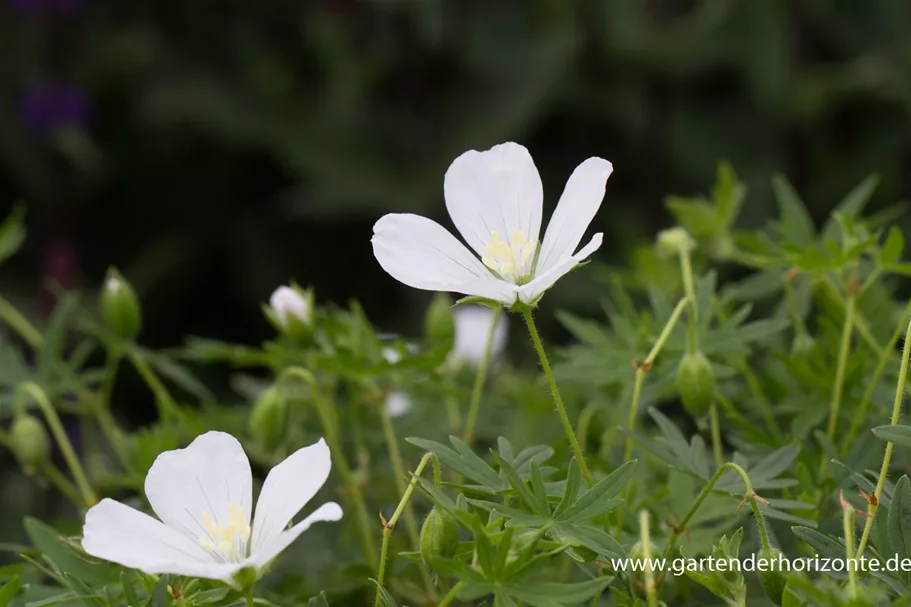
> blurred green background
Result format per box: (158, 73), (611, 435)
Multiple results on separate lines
(4, 0), (911, 350)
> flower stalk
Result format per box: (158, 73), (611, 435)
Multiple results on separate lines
(373, 452), (441, 607)
(16, 382), (97, 508)
(856, 305), (911, 558)
(522, 308), (593, 486)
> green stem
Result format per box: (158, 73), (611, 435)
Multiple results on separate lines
(437, 581), (466, 607)
(377, 405), (436, 600)
(463, 306), (503, 445)
(93, 349), (132, 471)
(751, 499), (771, 551)
(678, 251), (698, 353)
(17, 382), (96, 507)
(126, 347), (185, 423)
(844, 502), (858, 598)
(843, 297), (911, 455)
(709, 402), (723, 468)
(522, 308), (592, 486)
(623, 297), (688, 462)
(0, 294), (43, 348)
(639, 511), (658, 607)
(277, 368), (377, 568)
(244, 588), (254, 607)
(444, 394), (461, 435)
(856, 309), (911, 558)
(826, 295), (856, 442)
(662, 462), (754, 560)
(374, 453), (441, 607)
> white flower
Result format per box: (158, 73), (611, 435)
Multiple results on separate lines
(384, 392), (412, 418)
(81, 432), (342, 587)
(451, 305), (507, 367)
(269, 286), (310, 327)
(372, 142), (612, 307)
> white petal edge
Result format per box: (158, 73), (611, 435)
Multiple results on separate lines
(536, 157), (612, 275)
(444, 142), (543, 258)
(372, 213), (489, 288)
(250, 438), (331, 553)
(248, 502), (343, 570)
(372, 214), (518, 304)
(518, 233), (603, 304)
(145, 431), (253, 542)
(82, 498), (240, 581)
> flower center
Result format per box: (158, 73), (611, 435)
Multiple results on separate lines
(481, 230), (537, 283)
(197, 503), (251, 561)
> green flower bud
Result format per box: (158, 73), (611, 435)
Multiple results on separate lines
(676, 351), (715, 417)
(791, 333), (815, 357)
(100, 268), (142, 340)
(757, 547), (787, 606)
(11, 415), (50, 468)
(424, 293), (455, 347)
(656, 227), (695, 258)
(248, 386), (287, 450)
(419, 506), (459, 563)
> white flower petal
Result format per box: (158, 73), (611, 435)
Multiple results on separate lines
(372, 213), (493, 289)
(144, 431), (252, 543)
(444, 142), (543, 257)
(250, 438), (331, 553)
(82, 498), (240, 581)
(269, 286), (309, 326)
(248, 502), (343, 570)
(451, 306), (508, 366)
(536, 157), (612, 274)
(518, 233), (603, 304)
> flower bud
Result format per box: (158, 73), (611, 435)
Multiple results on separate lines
(265, 284), (313, 343)
(100, 268), (142, 340)
(10, 415), (50, 468)
(757, 547), (786, 605)
(676, 351), (715, 417)
(656, 227), (695, 258)
(419, 506), (459, 563)
(424, 293), (455, 347)
(791, 333), (815, 357)
(248, 386), (287, 450)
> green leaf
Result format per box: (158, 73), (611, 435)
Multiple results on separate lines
(790, 526), (845, 560)
(558, 461), (635, 522)
(772, 174), (815, 247)
(820, 175), (879, 241)
(553, 460), (581, 518)
(881, 226), (905, 265)
(23, 518), (112, 586)
(365, 583), (394, 607)
(0, 577), (22, 607)
(874, 425), (911, 449)
(887, 476), (911, 560)
(406, 436), (501, 490)
(37, 293), (79, 385)
(0, 203), (26, 266)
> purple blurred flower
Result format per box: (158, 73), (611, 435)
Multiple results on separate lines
(20, 83), (91, 137)
(9, 0), (86, 17)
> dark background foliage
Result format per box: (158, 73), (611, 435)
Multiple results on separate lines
(2, 0), (911, 363)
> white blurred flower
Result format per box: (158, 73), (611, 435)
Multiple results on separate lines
(269, 285), (310, 327)
(450, 305), (508, 367)
(372, 142), (612, 307)
(384, 392), (412, 418)
(81, 432), (342, 587)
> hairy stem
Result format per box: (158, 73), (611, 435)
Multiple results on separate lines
(523, 308), (592, 486)
(856, 308), (911, 558)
